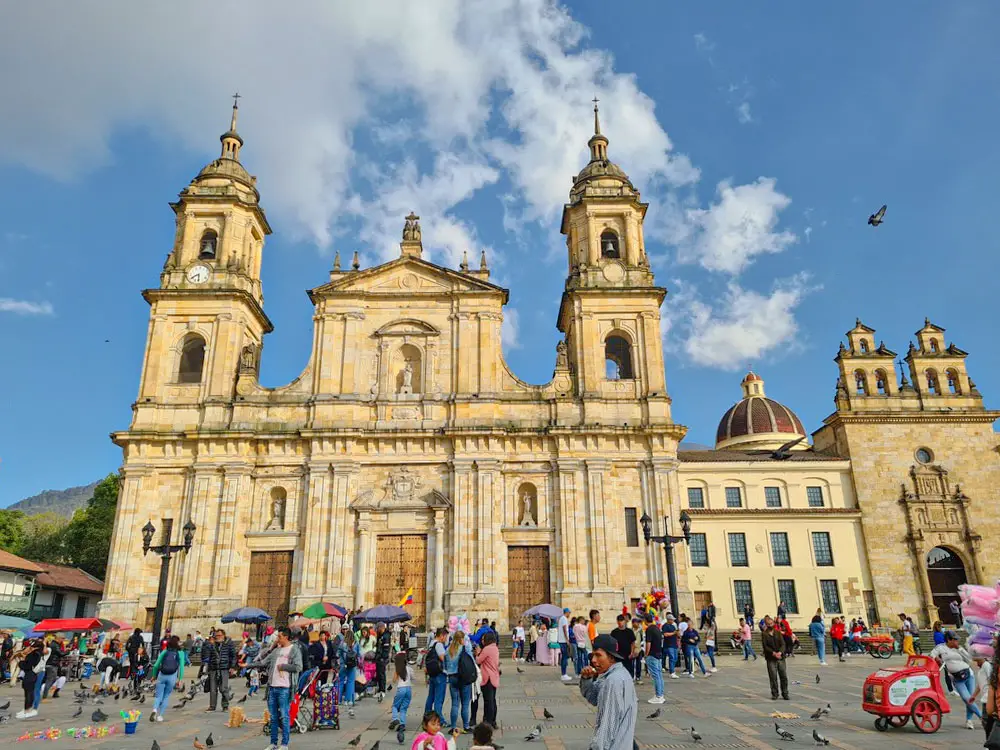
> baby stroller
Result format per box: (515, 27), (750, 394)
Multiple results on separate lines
(361, 655), (377, 698)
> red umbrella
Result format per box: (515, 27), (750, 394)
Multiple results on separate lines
(33, 617), (103, 633)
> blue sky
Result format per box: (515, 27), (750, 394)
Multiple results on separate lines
(0, 2), (997, 505)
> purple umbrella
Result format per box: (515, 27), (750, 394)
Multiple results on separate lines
(353, 605), (412, 624)
(522, 603), (563, 620)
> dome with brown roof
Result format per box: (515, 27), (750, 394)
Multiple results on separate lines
(715, 371), (807, 451)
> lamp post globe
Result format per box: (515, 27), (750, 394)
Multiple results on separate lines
(141, 520), (155, 554)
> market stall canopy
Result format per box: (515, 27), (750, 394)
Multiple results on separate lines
(33, 617), (103, 632)
(220, 607), (272, 625)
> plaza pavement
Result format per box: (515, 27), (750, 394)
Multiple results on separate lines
(0, 653), (985, 749)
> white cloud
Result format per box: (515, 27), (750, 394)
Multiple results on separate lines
(693, 32), (715, 55)
(671, 177), (797, 274)
(663, 275), (816, 370)
(0, 298), (54, 316)
(501, 308), (521, 351)
(736, 101), (753, 124)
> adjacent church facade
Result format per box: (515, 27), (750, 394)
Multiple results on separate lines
(101, 103), (1000, 633)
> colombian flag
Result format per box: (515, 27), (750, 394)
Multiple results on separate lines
(399, 587), (414, 606)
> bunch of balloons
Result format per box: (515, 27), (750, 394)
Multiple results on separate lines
(959, 583), (999, 658)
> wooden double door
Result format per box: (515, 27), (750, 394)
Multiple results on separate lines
(246, 551), (294, 627)
(508, 546), (550, 626)
(374, 535), (427, 627)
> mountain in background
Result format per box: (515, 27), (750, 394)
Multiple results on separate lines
(8, 480), (100, 517)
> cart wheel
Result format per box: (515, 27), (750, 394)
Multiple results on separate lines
(911, 697), (941, 733)
(888, 715), (909, 728)
(876, 643), (893, 659)
(296, 704), (313, 733)
(874, 716), (889, 732)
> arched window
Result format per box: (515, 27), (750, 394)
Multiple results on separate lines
(605, 334), (634, 380)
(874, 369), (888, 396)
(930, 339), (939, 353)
(199, 230), (218, 259)
(925, 369), (940, 395)
(854, 369), (868, 396)
(600, 230), (621, 259)
(178, 334), (206, 383)
(946, 368), (961, 395)
(859, 339), (869, 354)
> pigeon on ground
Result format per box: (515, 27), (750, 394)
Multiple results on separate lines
(238, 694), (248, 703)
(193, 738), (206, 750)
(80, 683), (90, 690)
(152, 741), (161, 750)
(347, 735), (362, 747)
(812, 729), (830, 746)
(396, 725), (405, 744)
(815, 674), (821, 684)
(775, 723), (795, 741)
(868, 204), (886, 227)
(371, 742), (380, 750)
(516, 667), (524, 674)
(810, 703), (832, 719)
(72, 706), (83, 718)
(543, 707), (554, 720)
(206, 732), (214, 746)
(525, 724), (542, 741)
(139, 694), (146, 703)
(115, 692), (121, 701)
(646, 708), (661, 720)
(92, 709), (108, 723)
(0, 700), (8, 710)
(689, 726), (702, 742)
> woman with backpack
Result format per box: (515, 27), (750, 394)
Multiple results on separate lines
(338, 630), (361, 712)
(150, 635), (188, 722)
(444, 630), (475, 733)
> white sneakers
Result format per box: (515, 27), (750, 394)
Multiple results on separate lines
(967, 720), (975, 730)
(16, 709), (37, 719)
(647, 696), (665, 704)
(156, 715), (164, 722)
(560, 675), (573, 682)
(669, 673), (679, 679)
(710, 667), (718, 673)
(819, 661), (829, 666)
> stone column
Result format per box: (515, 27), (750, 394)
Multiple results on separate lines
(300, 464), (331, 595)
(585, 459), (611, 590)
(104, 469), (148, 601)
(210, 467), (247, 595)
(355, 520), (372, 610)
(555, 460), (585, 596)
(326, 461), (358, 597)
(451, 461), (475, 591)
(431, 508), (447, 627)
(476, 460), (501, 592)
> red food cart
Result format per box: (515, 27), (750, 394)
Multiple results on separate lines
(858, 633), (895, 659)
(862, 654), (950, 733)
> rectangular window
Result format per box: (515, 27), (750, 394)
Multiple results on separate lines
(687, 487), (705, 509)
(765, 486), (782, 508)
(734, 580), (754, 615)
(624, 507), (639, 547)
(812, 531), (834, 566)
(820, 580), (842, 613)
(725, 487), (743, 508)
(807, 486), (825, 508)
(75, 596), (89, 618)
(777, 580), (799, 614)
(728, 532), (748, 566)
(689, 533), (708, 567)
(770, 532), (791, 566)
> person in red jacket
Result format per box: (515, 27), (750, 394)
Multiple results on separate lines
(777, 617), (796, 657)
(830, 618), (847, 662)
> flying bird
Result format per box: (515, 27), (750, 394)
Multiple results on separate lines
(525, 724), (543, 741)
(812, 729), (830, 746)
(543, 707), (554, 720)
(775, 723), (795, 741)
(868, 204), (886, 227)
(646, 708), (661, 720)
(815, 674), (821, 684)
(72, 706), (83, 718)
(689, 726), (702, 742)
(347, 735), (362, 747)
(92, 709), (108, 723)
(193, 738), (206, 750)
(206, 733), (214, 746)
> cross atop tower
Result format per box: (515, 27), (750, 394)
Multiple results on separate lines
(232, 92), (242, 107)
(592, 95), (601, 136)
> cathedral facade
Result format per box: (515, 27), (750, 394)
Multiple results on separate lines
(101, 103), (1000, 634)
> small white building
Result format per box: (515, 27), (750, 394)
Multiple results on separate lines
(29, 563), (103, 621)
(0, 551), (42, 618)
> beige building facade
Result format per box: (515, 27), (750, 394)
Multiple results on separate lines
(101, 104), (1000, 634)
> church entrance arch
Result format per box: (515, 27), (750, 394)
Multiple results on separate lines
(926, 546), (967, 624)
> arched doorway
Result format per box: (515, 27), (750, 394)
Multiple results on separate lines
(926, 546), (967, 624)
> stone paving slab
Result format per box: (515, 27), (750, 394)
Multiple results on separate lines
(0, 654), (985, 749)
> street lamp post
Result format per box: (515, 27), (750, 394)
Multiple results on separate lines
(141, 518), (196, 655)
(640, 510), (692, 618)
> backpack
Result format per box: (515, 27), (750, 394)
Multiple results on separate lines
(344, 647), (358, 671)
(160, 649), (180, 676)
(424, 644), (442, 677)
(457, 650), (477, 686)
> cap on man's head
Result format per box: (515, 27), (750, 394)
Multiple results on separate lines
(592, 634), (626, 661)
(666, 614), (675, 621)
(944, 630), (959, 641)
(563, 607), (571, 613)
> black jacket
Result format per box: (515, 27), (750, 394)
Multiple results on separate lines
(201, 639), (238, 670)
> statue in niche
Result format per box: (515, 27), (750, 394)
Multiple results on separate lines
(265, 492), (286, 531)
(518, 484), (538, 527)
(555, 340), (568, 368)
(240, 344), (258, 373)
(400, 361), (414, 394)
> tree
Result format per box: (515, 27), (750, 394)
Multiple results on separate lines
(61, 473), (119, 580)
(16, 512), (68, 563)
(0, 510), (26, 552)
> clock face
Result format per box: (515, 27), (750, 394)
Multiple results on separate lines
(186, 264), (210, 284)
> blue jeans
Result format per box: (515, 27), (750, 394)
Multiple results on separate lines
(340, 667), (356, 705)
(664, 646), (679, 674)
(32, 673), (44, 709)
(392, 685), (412, 726)
(813, 638), (826, 663)
(447, 676), (471, 730)
(706, 645), (716, 668)
(685, 645), (707, 675)
(424, 673), (446, 717)
(743, 640), (757, 660)
(575, 647), (588, 675)
(953, 669), (983, 721)
(153, 672), (178, 716)
(267, 685), (291, 746)
(559, 643), (569, 676)
(645, 655), (664, 698)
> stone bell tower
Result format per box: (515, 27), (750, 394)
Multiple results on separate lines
(556, 101), (672, 425)
(134, 97), (273, 425)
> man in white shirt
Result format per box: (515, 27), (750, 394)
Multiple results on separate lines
(513, 622), (526, 661)
(558, 609), (572, 681)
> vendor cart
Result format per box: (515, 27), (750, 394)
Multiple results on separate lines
(862, 654), (950, 733)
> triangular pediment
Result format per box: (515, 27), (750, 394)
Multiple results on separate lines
(309, 257), (509, 302)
